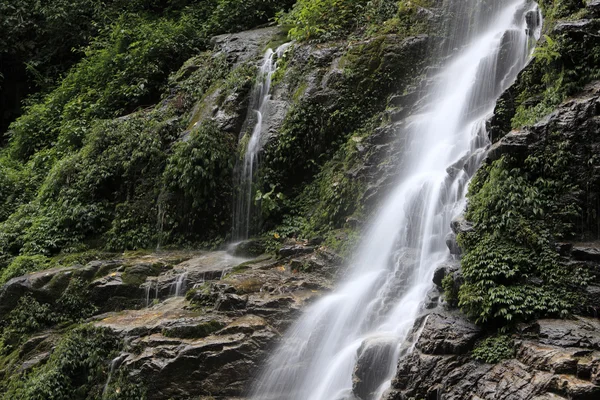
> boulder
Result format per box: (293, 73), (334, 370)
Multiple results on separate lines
(229, 239), (267, 258)
(416, 313), (481, 355)
(450, 215), (473, 235)
(432, 262), (459, 287)
(353, 337), (398, 400)
(278, 245), (315, 258)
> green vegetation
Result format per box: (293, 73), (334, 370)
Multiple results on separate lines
(1, 325), (143, 400)
(0, 278), (97, 352)
(454, 0), (599, 328)
(257, 33), (428, 244)
(0, 0), (295, 274)
(472, 335), (515, 364)
(457, 154), (589, 325)
(279, 0), (432, 41)
(505, 0), (600, 130)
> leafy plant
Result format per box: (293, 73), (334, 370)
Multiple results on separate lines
(472, 335), (515, 364)
(458, 155), (589, 325)
(0, 325), (142, 400)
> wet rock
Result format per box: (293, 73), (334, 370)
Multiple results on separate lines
(0, 262), (105, 317)
(215, 293), (248, 311)
(353, 337), (398, 400)
(278, 245), (315, 258)
(553, 19), (597, 34)
(416, 313), (481, 355)
(230, 239), (267, 257)
(211, 27), (282, 66)
(450, 215), (473, 235)
(432, 262), (459, 287)
(572, 246), (600, 262)
(90, 273), (145, 311)
(589, 0), (600, 17)
(445, 232), (461, 255)
(424, 287), (441, 310)
(486, 129), (531, 162)
(386, 314), (600, 400)
(162, 320), (226, 339)
(536, 318), (600, 350)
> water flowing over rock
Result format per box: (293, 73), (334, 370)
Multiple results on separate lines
(249, 1), (542, 399)
(233, 43), (292, 240)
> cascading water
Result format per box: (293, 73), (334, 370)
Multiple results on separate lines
(171, 272), (188, 297)
(250, 1), (542, 399)
(233, 43), (291, 240)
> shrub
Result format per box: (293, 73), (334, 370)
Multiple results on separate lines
(0, 255), (51, 284)
(55, 278), (98, 323)
(0, 295), (54, 352)
(472, 335), (515, 364)
(161, 120), (236, 243)
(0, 325), (141, 400)
(458, 156), (589, 325)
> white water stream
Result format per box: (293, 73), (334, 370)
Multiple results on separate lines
(250, 1), (541, 399)
(233, 43), (291, 240)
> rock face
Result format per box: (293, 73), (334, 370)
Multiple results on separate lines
(0, 242), (340, 400)
(384, 312), (600, 400)
(92, 243), (339, 399)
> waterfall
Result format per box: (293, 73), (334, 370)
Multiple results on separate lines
(250, 1), (542, 399)
(233, 42), (291, 241)
(171, 272), (188, 297)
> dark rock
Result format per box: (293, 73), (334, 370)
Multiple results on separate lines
(589, 0), (600, 17)
(0, 263), (104, 317)
(536, 318), (600, 350)
(556, 242), (573, 256)
(416, 313), (481, 355)
(525, 9), (542, 36)
(424, 287), (441, 310)
(215, 293), (248, 311)
(486, 129), (531, 162)
(553, 19), (597, 34)
(90, 273), (145, 311)
(162, 320), (226, 339)
(445, 232), (461, 255)
(211, 27), (282, 66)
(353, 337), (397, 400)
(432, 262), (459, 287)
(386, 314), (600, 400)
(278, 245), (315, 258)
(572, 246), (600, 262)
(229, 239), (267, 257)
(450, 215), (473, 235)
(308, 237), (324, 246)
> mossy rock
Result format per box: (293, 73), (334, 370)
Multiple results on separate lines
(162, 320), (225, 339)
(121, 263), (163, 287)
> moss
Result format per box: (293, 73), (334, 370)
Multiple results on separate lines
(162, 320), (225, 339)
(0, 255), (52, 285)
(121, 263), (162, 287)
(52, 250), (118, 268)
(503, 3), (600, 131)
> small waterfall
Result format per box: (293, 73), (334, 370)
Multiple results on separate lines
(171, 272), (188, 297)
(144, 279), (159, 307)
(102, 355), (125, 399)
(233, 43), (291, 241)
(250, 1), (541, 399)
